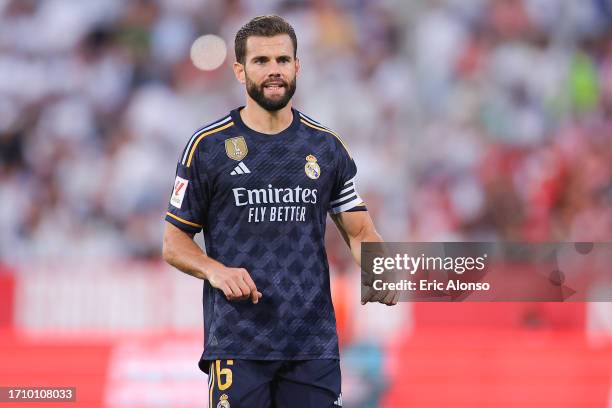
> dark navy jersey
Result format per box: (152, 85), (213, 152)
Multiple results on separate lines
(165, 107), (367, 364)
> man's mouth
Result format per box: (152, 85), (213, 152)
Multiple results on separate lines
(263, 81), (285, 90)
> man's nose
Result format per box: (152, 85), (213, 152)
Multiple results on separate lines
(267, 61), (281, 76)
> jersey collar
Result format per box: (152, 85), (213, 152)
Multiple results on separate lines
(231, 106), (300, 139)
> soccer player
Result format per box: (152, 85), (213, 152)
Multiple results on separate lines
(162, 15), (396, 408)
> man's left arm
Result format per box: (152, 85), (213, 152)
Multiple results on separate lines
(331, 211), (398, 306)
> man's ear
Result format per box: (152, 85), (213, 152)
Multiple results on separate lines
(233, 62), (246, 84)
(295, 57), (300, 77)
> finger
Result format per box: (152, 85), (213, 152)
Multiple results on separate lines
(226, 281), (242, 299)
(381, 290), (396, 305)
(245, 284), (262, 304)
(382, 290), (394, 304)
(387, 289), (400, 305)
(250, 290), (262, 304)
(241, 271), (258, 294)
(239, 271), (261, 304)
(391, 290), (401, 305)
(219, 283), (232, 299)
(361, 271), (374, 287)
(367, 288), (385, 303)
(360, 288), (370, 304)
(372, 290), (389, 303)
(366, 288), (385, 303)
(251, 290), (263, 304)
(361, 287), (377, 304)
(236, 278), (251, 298)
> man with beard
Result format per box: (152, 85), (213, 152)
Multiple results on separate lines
(162, 15), (396, 408)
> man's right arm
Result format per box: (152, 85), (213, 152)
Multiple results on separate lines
(162, 222), (262, 303)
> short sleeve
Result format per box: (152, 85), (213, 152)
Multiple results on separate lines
(328, 141), (367, 214)
(165, 149), (210, 233)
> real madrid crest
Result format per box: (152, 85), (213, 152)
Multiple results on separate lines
(225, 136), (248, 161)
(217, 394), (230, 408)
(304, 154), (321, 180)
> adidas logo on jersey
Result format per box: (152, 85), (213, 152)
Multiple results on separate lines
(334, 394), (342, 406)
(230, 162), (251, 175)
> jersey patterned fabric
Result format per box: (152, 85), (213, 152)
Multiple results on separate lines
(165, 107), (366, 368)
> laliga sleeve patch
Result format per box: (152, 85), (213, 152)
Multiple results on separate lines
(170, 176), (188, 209)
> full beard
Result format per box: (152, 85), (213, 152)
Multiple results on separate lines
(246, 75), (297, 112)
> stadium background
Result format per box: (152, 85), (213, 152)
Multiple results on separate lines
(0, 0), (611, 407)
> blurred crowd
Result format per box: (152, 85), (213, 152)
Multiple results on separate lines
(1, 0), (611, 264)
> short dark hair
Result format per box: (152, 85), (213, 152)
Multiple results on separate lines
(234, 15), (297, 65)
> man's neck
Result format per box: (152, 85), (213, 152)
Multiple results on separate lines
(240, 100), (293, 135)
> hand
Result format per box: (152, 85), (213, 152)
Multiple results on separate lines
(360, 270), (400, 306)
(206, 265), (262, 304)
(361, 285), (400, 306)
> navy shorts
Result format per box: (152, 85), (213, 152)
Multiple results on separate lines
(206, 359), (342, 408)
